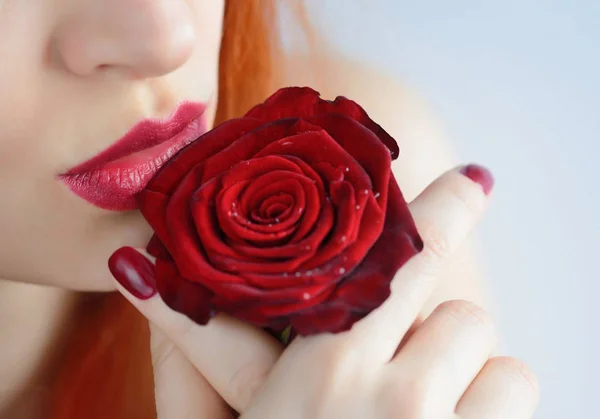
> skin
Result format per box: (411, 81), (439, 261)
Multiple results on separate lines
(0, 1), (533, 417)
(0, 0), (223, 413)
(115, 167), (539, 418)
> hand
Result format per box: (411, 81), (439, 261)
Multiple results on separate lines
(109, 165), (539, 418)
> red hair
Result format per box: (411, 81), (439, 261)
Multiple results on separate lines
(49, 2), (298, 417)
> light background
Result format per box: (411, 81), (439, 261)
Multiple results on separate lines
(303, 2), (598, 418)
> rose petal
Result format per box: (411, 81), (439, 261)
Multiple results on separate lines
(290, 302), (351, 335)
(155, 258), (215, 325)
(199, 118), (323, 183)
(300, 181), (362, 269)
(137, 189), (174, 250)
(165, 167), (247, 288)
(296, 178), (423, 335)
(146, 234), (170, 259)
(305, 113), (392, 211)
(244, 87), (399, 159)
(190, 177), (267, 267)
(144, 117), (265, 195)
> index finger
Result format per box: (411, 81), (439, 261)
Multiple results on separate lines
(108, 247), (282, 414)
(345, 165), (493, 364)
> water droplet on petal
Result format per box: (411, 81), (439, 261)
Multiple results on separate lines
(345, 167), (350, 172)
(298, 207), (303, 213)
(305, 245), (311, 250)
(355, 205), (360, 210)
(374, 192), (381, 199)
(268, 223), (273, 227)
(302, 292), (310, 300)
(338, 267), (346, 275)
(295, 272), (301, 277)
(275, 217), (280, 223)
(306, 271), (313, 276)
(340, 235), (347, 243)
(363, 189), (369, 194)
(227, 211), (232, 216)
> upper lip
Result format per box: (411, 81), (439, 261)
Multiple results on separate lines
(63, 101), (206, 175)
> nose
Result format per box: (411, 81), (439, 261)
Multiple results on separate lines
(53, 0), (196, 78)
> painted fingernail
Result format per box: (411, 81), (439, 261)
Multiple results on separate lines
(108, 246), (156, 300)
(460, 164), (494, 195)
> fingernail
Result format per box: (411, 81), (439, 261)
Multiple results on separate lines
(108, 246), (157, 300)
(460, 164), (494, 195)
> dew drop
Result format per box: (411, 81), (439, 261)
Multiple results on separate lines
(298, 207), (304, 213)
(227, 211), (232, 216)
(268, 223), (273, 227)
(283, 272), (288, 277)
(295, 272), (301, 277)
(363, 189), (369, 195)
(345, 167), (350, 172)
(306, 271), (313, 276)
(374, 192), (381, 199)
(232, 211), (238, 217)
(355, 205), (360, 210)
(340, 235), (347, 243)
(305, 245), (311, 250)
(302, 292), (310, 300)
(338, 267), (346, 275)
(275, 217), (280, 223)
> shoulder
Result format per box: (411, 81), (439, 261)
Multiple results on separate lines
(282, 52), (459, 200)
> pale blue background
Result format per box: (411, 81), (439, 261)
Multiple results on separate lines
(306, 2), (598, 418)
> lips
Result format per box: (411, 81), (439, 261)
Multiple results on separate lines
(60, 102), (208, 211)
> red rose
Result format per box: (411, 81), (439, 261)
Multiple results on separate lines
(137, 87), (423, 335)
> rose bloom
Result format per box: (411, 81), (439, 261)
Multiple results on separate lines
(137, 87), (423, 335)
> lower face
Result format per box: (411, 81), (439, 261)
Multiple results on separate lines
(0, 0), (224, 291)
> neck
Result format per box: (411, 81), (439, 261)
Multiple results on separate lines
(0, 279), (77, 417)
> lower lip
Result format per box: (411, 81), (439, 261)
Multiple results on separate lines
(60, 117), (207, 211)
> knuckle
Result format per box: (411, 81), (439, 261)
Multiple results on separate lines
(438, 299), (495, 330)
(169, 316), (197, 343)
(446, 172), (486, 218)
(493, 356), (540, 393)
(150, 335), (177, 373)
(419, 223), (452, 261)
(229, 361), (270, 411)
(412, 170), (486, 265)
(379, 372), (429, 419)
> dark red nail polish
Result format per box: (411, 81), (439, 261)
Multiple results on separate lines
(108, 246), (157, 300)
(460, 164), (494, 195)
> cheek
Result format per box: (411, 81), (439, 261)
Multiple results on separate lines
(164, 0), (224, 123)
(0, 4), (49, 171)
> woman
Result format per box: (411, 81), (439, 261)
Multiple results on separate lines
(0, 1), (539, 418)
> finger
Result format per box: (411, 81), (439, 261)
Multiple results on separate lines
(151, 323), (233, 419)
(391, 300), (498, 407)
(455, 356), (540, 419)
(108, 247), (282, 414)
(347, 164), (493, 364)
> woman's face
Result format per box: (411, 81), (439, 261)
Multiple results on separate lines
(0, 0), (224, 290)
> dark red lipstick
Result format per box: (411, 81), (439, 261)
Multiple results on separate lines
(60, 102), (208, 211)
